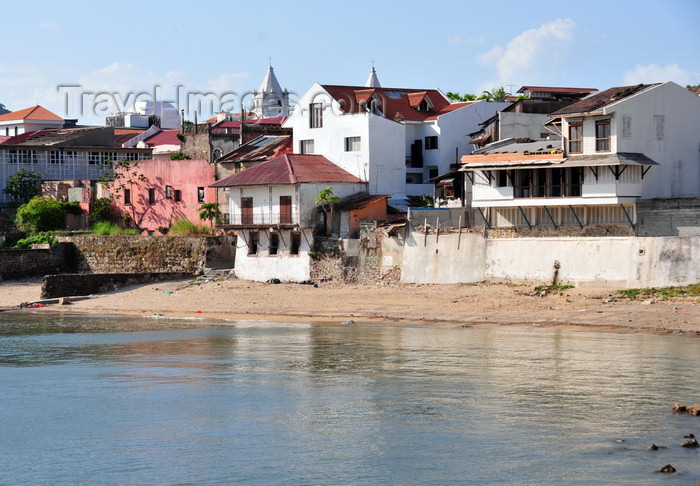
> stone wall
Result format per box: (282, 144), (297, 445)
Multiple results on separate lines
(636, 198), (700, 236)
(42, 272), (192, 299)
(487, 224), (634, 238)
(0, 243), (73, 280)
(61, 235), (235, 274)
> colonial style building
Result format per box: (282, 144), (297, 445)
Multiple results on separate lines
(461, 82), (700, 234)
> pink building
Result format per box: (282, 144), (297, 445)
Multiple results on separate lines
(112, 158), (216, 234)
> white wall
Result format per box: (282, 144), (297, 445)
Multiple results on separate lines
(234, 228), (313, 282)
(399, 230), (700, 288)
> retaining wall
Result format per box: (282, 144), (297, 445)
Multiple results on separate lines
(41, 272), (192, 299)
(0, 243), (73, 280)
(400, 231), (700, 288)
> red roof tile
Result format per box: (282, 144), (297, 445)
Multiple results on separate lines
(0, 105), (62, 122)
(211, 154), (363, 187)
(321, 85), (454, 122)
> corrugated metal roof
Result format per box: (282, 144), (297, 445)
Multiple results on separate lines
(551, 84), (659, 116)
(461, 152), (659, 170)
(210, 154), (363, 187)
(218, 135), (292, 163)
(143, 129), (181, 147)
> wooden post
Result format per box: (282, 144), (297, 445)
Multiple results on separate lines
(424, 218), (427, 247)
(457, 215), (462, 250)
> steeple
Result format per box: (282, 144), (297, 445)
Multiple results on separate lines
(259, 65), (284, 94)
(252, 64), (291, 118)
(365, 67), (381, 88)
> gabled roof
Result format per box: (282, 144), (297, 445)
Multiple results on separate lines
(320, 85), (457, 122)
(218, 135), (292, 163)
(210, 154), (363, 187)
(0, 105), (63, 122)
(142, 129), (181, 147)
(551, 84), (660, 116)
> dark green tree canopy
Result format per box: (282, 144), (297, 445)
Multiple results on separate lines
(3, 168), (43, 203)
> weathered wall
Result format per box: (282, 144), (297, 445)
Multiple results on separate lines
(399, 230), (700, 288)
(42, 272), (192, 299)
(636, 198), (700, 236)
(0, 243), (74, 280)
(401, 231), (487, 284)
(60, 235), (235, 275)
(234, 228), (313, 282)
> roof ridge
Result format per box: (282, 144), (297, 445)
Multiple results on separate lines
(285, 153), (297, 183)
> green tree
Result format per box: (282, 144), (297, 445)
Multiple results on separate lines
(15, 197), (78, 233)
(479, 87), (511, 102)
(99, 157), (146, 230)
(198, 202), (221, 233)
(315, 187), (340, 235)
(446, 92), (478, 102)
(3, 168), (42, 204)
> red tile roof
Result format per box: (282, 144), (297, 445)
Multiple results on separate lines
(0, 105), (62, 122)
(321, 85), (456, 122)
(143, 129), (181, 147)
(211, 154), (363, 187)
(551, 84), (659, 116)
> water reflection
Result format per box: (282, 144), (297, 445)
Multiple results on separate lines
(0, 313), (698, 485)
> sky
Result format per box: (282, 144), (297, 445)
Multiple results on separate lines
(1, 0), (698, 125)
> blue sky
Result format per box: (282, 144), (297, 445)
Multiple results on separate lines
(1, 0), (698, 124)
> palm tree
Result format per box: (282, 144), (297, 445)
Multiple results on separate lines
(479, 87), (511, 102)
(199, 202), (221, 234)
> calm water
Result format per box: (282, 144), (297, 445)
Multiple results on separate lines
(0, 313), (698, 485)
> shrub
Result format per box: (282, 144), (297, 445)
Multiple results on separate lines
(91, 221), (139, 235)
(169, 152), (191, 160)
(90, 197), (116, 225)
(13, 231), (57, 248)
(15, 197), (72, 233)
(170, 219), (209, 236)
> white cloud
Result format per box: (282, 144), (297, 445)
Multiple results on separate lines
(477, 19), (576, 86)
(39, 22), (59, 30)
(623, 63), (699, 86)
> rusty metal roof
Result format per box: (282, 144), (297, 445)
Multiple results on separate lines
(217, 135), (292, 163)
(551, 84), (659, 116)
(210, 153), (364, 187)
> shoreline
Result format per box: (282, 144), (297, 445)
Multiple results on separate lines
(1, 277), (698, 337)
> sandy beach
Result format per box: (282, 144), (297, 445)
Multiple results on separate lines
(1, 276), (698, 335)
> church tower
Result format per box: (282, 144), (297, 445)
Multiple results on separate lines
(251, 65), (291, 118)
(365, 67), (381, 88)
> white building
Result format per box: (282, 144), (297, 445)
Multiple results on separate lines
(284, 78), (509, 204)
(462, 82), (700, 231)
(210, 153), (366, 282)
(0, 106), (64, 137)
(251, 65), (291, 118)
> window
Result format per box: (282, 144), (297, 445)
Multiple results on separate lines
(290, 232), (301, 255)
(310, 102), (323, 128)
(269, 233), (279, 255)
(621, 114), (632, 138)
(299, 139), (314, 154)
(241, 197), (253, 224)
(148, 188), (155, 204)
(568, 122), (583, 154)
(595, 119), (610, 152)
(279, 196), (292, 224)
(425, 136), (438, 150)
(497, 170), (509, 188)
(344, 136), (361, 152)
(248, 232), (259, 255)
(49, 151), (62, 164)
(165, 186), (173, 199)
(654, 115), (665, 140)
(124, 189), (131, 205)
(88, 152), (101, 165)
(173, 190), (182, 202)
(198, 187), (205, 203)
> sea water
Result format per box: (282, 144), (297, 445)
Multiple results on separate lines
(0, 313), (698, 485)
